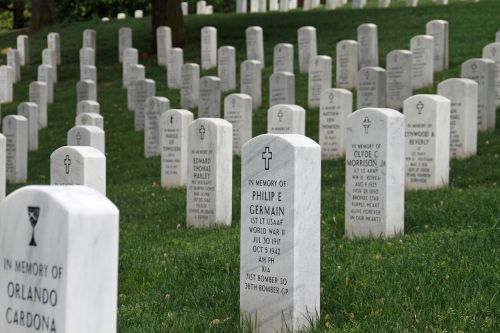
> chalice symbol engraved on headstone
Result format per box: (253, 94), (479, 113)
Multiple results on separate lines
(329, 92), (334, 104)
(416, 101), (424, 115)
(362, 116), (371, 134)
(471, 63), (477, 73)
(277, 110), (284, 122)
(199, 125), (206, 140)
(28, 206), (40, 247)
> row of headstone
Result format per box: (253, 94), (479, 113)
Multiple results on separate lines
(196, 1), (214, 14)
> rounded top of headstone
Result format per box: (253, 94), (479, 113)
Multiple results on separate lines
(462, 58), (495, 67)
(51, 145), (105, 160)
(0, 185), (117, 219)
(191, 117), (232, 129)
(298, 26), (316, 32)
(200, 76), (221, 83)
(30, 81), (47, 87)
(358, 23), (377, 30)
(202, 26), (216, 31)
(404, 94), (450, 108)
(337, 40), (358, 47)
(246, 26), (263, 32)
(244, 133), (320, 152)
(349, 107), (404, 121)
(242, 59), (262, 67)
(426, 19), (448, 26)
(218, 45), (235, 51)
(387, 49), (412, 57)
(437, 78), (478, 89)
(359, 66), (386, 74)
(224, 93), (252, 103)
(411, 34), (434, 42)
(268, 104), (305, 114)
(163, 109), (193, 117)
(321, 88), (352, 99)
(70, 124), (104, 134)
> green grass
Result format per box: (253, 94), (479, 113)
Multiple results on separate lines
(1, 0), (499, 331)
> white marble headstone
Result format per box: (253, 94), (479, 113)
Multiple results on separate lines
(336, 40), (358, 89)
(83, 29), (96, 50)
(122, 48), (139, 88)
(357, 23), (379, 68)
(134, 79), (156, 131)
(224, 93), (253, 156)
(482, 42), (500, 107)
(437, 78), (478, 159)
(144, 96), (170, 158)
(67, 125), (105, 154)
(76, 112), (104, 130)
(17, 102), (39, 152)
(167, 48), (184, 89)
(273, 43), (294, 74)
(81, 65), (97, 82)
(269, 72), (295, 107)
(404, 94), (450, 190)
(345, 107), (404, 238)
(118, 27), (133, 63)
(181, 63), (200, 110)
(77, 100), (100, 115)
(425, 20), (449, 72)
(50, 146), (106, 195)
(79, 47), (95, 72)
(0, 185), (118, 332)
(7, 49), (21, 83)
(241, 60), (262, 110)
(218, 46), (236, 92)
(134, 9), (144, 18)
(319, 88), (352, 159)
(0, 66), (14, 104)
(0, 134), (4, 200)
(410, 35), (434, 89)
(246, 27), (265, 68)
(29, 81), (48, 129)
(161, 109), (194, 188)
(357, 66), (386, 109)
(461, 58), (496, 132)
(126, 64), (145, 111)
(37, 64), (54, 104)
(156, 26), (172, 67)
(160, 109), (194, 188)
(42, 48), (57, 83)
(47, 32), (61, 65)
(3, 115), (28, 183)
(386, 50), (412, 110)
(201, 27), (217, 70)
(298, 26), (317, 74)
(267, 104), (305, 135)
(186, 118), (233, 227)
(17, 35), (29, 66)
(198, 76), (221, 118)
(240, 133), (320, 333)
(308, 55), (332, 108)
(77, 80), (97, 103)
(237, 0), (248, 12)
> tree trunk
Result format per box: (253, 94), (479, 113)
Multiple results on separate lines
(30, 0), (58, 31)
(152, 0), (185, 51)
(13, 0), (25, 29)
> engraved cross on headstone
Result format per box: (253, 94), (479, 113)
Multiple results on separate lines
(76, 132), (82, 145)
(471, 63), (477, 73)
(262, 146), (272, 170)
(231, 98), (236, 108)
(64, 155), (71, 174)
(278, 110), (284, 122)
(329, 92), (334, 104)
(170, 115), (174, 124)
(416, 101), (424, 115)
(362, 116), (371, 134)
(199, 125), (206, 140)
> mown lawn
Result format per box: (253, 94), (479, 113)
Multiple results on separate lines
(0, 0), (499, 331)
